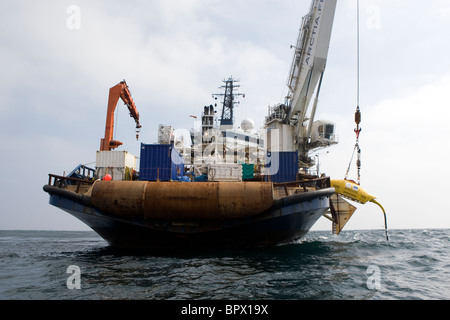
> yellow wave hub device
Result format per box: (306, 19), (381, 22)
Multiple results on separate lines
(330, 179), (388, 240)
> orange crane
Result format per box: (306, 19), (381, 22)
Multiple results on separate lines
(100, 80), (142, 151)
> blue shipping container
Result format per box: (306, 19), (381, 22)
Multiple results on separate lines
(264, 151), (298, 183)
(139, 143), (185, 181)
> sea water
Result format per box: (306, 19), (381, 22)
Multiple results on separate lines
(1, 229), (449, 301)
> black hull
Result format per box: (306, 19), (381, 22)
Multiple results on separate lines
(45, 185), (335, 249)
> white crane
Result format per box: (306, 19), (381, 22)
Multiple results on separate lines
(263, 0), (389, 239)
(265, 0), (338, 168)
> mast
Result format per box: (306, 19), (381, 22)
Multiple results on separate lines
(213, 76), (245, 131)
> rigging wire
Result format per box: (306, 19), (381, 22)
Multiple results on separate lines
(345, 0), (389, 241)
(345, 0), (362, 185)
(356, 0), (360, 114)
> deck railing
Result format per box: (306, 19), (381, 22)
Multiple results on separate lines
(47, 174), (95, 193)
(273, 176), (331, 191)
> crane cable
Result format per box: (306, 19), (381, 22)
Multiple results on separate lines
(345, 0), (362, 185)
(343, 1), (389, 241)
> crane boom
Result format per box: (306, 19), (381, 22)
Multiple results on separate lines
(100, 80), (142, 151)
(287, 0), (336, 137)
(265, 0), (337, 168)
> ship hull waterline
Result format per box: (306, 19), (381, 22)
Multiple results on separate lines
(45, 185), (335, 249)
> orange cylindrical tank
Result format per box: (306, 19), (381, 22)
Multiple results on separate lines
(143, 182), (219, 219)
(217, 181), (273, 218)
(90, 181), (274, 220)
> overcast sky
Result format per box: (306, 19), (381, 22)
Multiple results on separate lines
(1, 0), (450, 233)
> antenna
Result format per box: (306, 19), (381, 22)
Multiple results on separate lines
(212, 76), (245, 130)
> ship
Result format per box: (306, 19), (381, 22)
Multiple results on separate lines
(43, 75), (336, 249)
(43, 0), (388, 249)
